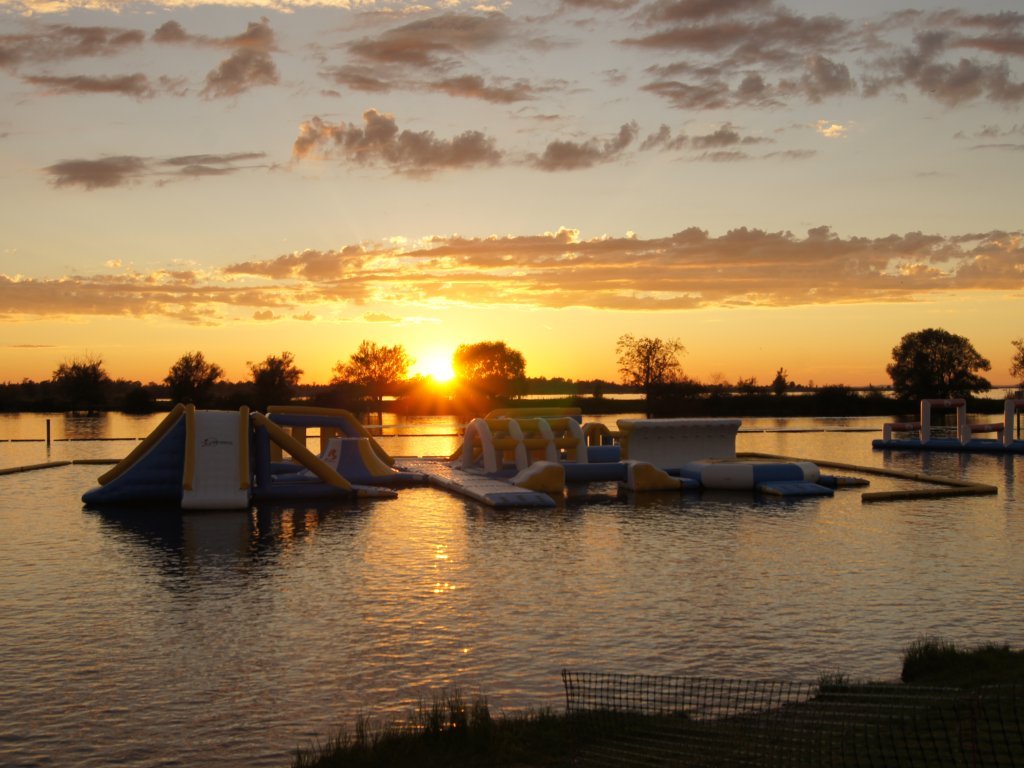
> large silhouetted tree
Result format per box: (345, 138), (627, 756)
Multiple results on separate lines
(333, 341), (412, 413)
(453, 341), (526, 412)
(616, 334), (685, 398)
(886, 328), (991, 403)
(165, 351), (224, 407)
(51, 354), (110, 412)
(249, 351), (302, 410)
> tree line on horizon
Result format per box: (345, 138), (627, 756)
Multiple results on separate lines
(2, 330), (1022, 417)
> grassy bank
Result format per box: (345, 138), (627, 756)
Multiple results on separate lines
(293, 691), (573, 768)
(901, 636), (1024, 687)
(294, 639), (1024, 768)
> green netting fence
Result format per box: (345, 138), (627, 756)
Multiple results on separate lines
(562, 670), (1024, 767)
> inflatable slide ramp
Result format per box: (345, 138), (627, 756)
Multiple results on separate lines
(81, 406), (252, 509)
(181, 408), (251, 509)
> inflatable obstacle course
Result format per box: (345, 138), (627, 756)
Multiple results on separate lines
(78, 406), (887, 510)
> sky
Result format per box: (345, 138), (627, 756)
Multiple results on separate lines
(1, 0), (1022, 387)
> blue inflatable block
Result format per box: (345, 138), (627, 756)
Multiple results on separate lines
(586, 445), (621, 463)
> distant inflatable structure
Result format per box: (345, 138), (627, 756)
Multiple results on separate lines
(873, 398), (1024, 453)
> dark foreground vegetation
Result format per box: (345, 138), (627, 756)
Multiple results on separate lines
(901, 637), (1024, 687)
(294, 639), (1024, 768)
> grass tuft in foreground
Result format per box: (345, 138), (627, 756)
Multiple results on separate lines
(293, 689), (574, 768)
(901, 636), (1024, 687)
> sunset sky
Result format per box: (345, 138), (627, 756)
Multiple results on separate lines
(1, 0), (1021, 387)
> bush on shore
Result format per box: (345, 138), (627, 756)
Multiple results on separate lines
(901, 636), (1024, 687)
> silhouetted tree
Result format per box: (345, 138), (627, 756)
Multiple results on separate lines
(771, 367), (789, 397)
(165, 351), (224, 406)
(616, 334), (685, 397)
(51, 354), (110, 412)
(333, 341), (412, 413)
(886, 328), (991, 403)
(248, 351), (302, 410)
(1011, 338), (1024, 388)
(453, 341), (526, 413)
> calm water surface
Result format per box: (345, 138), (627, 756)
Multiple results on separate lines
(1, 412), (1021, 768)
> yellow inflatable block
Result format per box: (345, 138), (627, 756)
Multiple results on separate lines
(625, 461), (682, 491)
(511, 461), (566, 495)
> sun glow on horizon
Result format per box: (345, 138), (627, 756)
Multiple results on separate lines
(413, 352), (456, 383)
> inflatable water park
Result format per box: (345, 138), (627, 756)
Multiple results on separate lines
(873, 398), (1024, 454)
(80, 404), (873, 511)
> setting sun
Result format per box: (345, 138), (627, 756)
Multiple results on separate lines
(414, 353), (457, 383)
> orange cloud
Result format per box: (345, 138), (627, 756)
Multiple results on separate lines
(3, 227), (1021, 322)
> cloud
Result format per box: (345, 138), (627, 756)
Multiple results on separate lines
(428, 75), (536, 103)
(43, 156), (148, 189)
(159, 152), (268, 177)
(319, 12), (532, 103)
(530, 122), (638, 170)
(201, 49), (279, 98)
(624, 10), (851, 64)
(561, 0), (639, 11)
(3, 227), (1020, 320)
(152, 18), (276, 52)
(641, 78), (733, 110)
(151, 20), (191, 45)
(690, 122), (769, 148)
(224, 246), (369, 281)
(43, 152), (268, 189)
(631, 7), (1023, 109)
(764, 148), (816, 160)
(800, 54), (855, 101)
(815, 120), (848, 138)
(862, 19), (1024, 106)
(292, 110), (503, 176)
(0, 23), (145, 70)
(347, 12), (511, 70)
(4, 18), (281, 101)
(640, 122), (770, 153)
(151, 18), (281, 98)
(322, 64), (394, 93)
(23, 73), (155, 98)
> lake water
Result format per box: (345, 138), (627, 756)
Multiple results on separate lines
(1, 411), (1021, 768)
